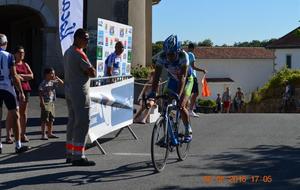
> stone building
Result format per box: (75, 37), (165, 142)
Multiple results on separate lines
(0, 0), (159, 88)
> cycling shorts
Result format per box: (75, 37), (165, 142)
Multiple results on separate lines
(163, 76), (194, 97)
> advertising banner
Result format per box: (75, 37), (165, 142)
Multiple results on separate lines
(96, 18), (133, 77)
(58, 0), (83, 55)
(88, 77), (134, 142)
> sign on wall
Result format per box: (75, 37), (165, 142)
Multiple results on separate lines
(96, 18), (133, 77)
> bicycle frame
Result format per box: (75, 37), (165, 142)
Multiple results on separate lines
(161, 100), (180, 146)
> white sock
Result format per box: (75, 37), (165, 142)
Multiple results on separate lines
(16, 141), (22, 149)
(0, 143), (2, 149)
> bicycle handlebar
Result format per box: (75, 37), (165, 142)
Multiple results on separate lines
(143, 92), (180, 109)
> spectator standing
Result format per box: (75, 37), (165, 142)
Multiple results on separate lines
(14, 46), (33, 142)
(0, 34), (30, 154)
(216, 93), (222, 113)
(104, 41), (124, 76)
(222, 87), (231, 113)
(234, 87), (244, 113)
(39, 68), (63, 140)
(63, 29), (96, 166)
(187, 43), (207, 117)
(284, 81), (294, 100)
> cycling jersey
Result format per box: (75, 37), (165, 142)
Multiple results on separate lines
(156, 50), (192, 80)
(156, 50), (193, 96)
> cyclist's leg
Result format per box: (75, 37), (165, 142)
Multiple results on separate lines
(180, 76), (194, 142)
(180, 95), (190, 130)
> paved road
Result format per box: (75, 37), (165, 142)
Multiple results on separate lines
(1, 97), (300, 190)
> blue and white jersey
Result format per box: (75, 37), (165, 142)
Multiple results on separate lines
(156, 50), (191, 81)
(188, 52), (197, 78)
(0, 48), (16, 95)
(104, 52), (121, 76)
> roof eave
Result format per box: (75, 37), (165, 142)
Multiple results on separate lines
(152, 0), (161, 5)
(267, 46), (300, 49)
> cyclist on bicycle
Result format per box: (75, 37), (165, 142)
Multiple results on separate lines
(148, 35), (193, 143)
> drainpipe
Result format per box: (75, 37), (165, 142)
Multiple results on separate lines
(83, 0), (88, 29)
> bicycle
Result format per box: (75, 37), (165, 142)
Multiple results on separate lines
(147, 92), (190, 172)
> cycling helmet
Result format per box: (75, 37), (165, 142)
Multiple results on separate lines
(163, 35), (181, 54)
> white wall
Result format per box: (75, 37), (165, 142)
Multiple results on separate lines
(274, 49), (300, 71)
(196, 59), (274, 101)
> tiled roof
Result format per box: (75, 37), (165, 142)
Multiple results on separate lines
(206, 78), (234, 83)
(267, 27), (300, 49)
(193, 47), (275, 59)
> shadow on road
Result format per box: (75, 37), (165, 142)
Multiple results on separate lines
(0, 160), (155, 190)
(0, 142), (66, 164)
(156, 145), (300, 190)
(0, 117), (68, 138)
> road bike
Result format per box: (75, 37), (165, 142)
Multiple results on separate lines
(148, 92), (190, 172)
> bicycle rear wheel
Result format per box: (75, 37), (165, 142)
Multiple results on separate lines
(176, 119), (190, 161)
(151, 117), (169, 172)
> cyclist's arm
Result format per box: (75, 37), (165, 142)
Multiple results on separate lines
(178, 65), (188, 97)
(151, 64), (162, 93)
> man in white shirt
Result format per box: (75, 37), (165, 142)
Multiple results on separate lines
(0, 34), (30, 154)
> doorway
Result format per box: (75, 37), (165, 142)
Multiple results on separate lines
(0, 5), (44, 89)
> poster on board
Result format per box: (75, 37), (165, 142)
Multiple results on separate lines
(88, 77), (134, 142)
(96, 18), (133, 77)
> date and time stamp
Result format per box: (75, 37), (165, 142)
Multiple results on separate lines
(202, 175), (272, 184)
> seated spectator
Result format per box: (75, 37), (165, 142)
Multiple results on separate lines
(39, 68), (64, 140)
(133, 71), (157, 124)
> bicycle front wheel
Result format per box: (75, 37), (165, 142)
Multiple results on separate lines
(151, 117), (169, 172)
(176, 119), (190, 161)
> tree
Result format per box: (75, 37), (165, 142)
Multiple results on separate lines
(197, 39), (213, 47)
(233, 39), (277, 47)
(182, 40), (193, 46)
(152, 41), (163, 56)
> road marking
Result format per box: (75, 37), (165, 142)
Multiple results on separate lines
(112, 152), (151, 156)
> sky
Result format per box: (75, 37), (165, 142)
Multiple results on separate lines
(152, 0), (300, 45)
